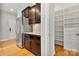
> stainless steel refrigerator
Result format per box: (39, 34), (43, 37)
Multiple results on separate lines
(16, 17), (32, 48)
(16, 17), (23, 48)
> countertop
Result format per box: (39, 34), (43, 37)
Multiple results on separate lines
(23, 32), (41, 36)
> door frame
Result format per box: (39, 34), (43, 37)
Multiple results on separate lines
(41, 3), (55, 56)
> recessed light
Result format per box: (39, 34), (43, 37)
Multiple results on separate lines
(10, 9), (14, 11)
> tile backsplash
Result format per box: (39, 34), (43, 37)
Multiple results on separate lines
(33, 24), (41, 34)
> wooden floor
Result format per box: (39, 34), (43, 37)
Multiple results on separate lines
(0, 39), (79, 56)
(55, 44), (79, 56)
(0, 39), (34, 56)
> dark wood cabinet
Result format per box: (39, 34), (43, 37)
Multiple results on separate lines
(22, 6), (30, 18)
(31, 36), (41, 56)
(35, 3), (41, 23)
(24, 35), (31, 50)
(22, 3), (41, 24)
(29, 5), (36, 24)
(29, 3), (41, 24)
(24, 34), (41, 56)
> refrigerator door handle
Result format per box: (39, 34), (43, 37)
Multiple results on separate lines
(76, 33), (79, 36)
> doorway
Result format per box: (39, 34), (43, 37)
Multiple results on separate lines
(54, 3), (79, 56)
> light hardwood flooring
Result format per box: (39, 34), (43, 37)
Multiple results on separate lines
(55, 44), (79, 56)
(0, 39), (79, 56)
(0, 39), (34, 56)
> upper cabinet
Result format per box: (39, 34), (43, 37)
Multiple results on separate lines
(35, 3), (41, 24)
(22, 3), (41, 24)
(22, 6), (30, 18)
(29, 5), (36, 24)
(29, 3), (41, 24)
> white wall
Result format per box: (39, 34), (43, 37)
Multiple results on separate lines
(0, 10), (16, 41)
(0, 10), (2, 39)
(33, 24), (41, 34)
(0, 3), (35, 41)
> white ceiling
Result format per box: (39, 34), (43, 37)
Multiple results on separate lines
(1, 3), (78, 15)
(55, 3), (79, 11)
(0, 3), (35, 15)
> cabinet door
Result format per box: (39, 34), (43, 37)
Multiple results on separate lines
(23, 6), (30, 18)
(36, 3), (41, 23)
(24, 35), (31, 50)
(29, 5), (36, 24)
(31, 36), (41, 56)
(29, 3), (41, 24)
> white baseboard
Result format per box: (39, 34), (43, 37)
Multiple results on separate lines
(64, 48), (79, 53)
(0, 38), (16, 41)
